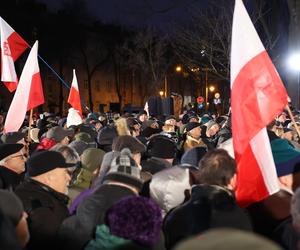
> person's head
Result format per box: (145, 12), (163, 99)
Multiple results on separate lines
(112, 135), (146, 165)
(165, 116), (177, 126)
(51, 144), (80, 164)
(281, 128), (294, 141)
(106, 196), (162, 247)
(206, 121), (220, 137)
(126, 117), (141, 137)
(185, 122), (202, 139)
(1, 132), (28, 156)
(27, 151), (75, 194)
(0, 143), (26, 174)
(137, 111), (148, 122)
(199, 149), (237, 190)
(147, 135), (177, 162)
(0, 190), (30, 247)
(103, 148), (144, 193)
(46, 126), (74, 145)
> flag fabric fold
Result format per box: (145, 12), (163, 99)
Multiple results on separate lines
(0, 16), (29, 92)
(4, 41), (44, 133)
(231, 0), (288, 207)
(68, 69), (82, 117)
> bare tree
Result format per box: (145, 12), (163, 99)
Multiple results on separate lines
(123, 27), (172, 104)
(172, 0), (279, 81)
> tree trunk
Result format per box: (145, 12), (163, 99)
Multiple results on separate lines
(87, 74), (93, 112)
(58, 58), (64, 115)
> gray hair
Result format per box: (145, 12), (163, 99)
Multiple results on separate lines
(291, 187), (300, 230)
(51, 144), (80, 164)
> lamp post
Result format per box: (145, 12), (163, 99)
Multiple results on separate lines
(288, 53), (300, 108)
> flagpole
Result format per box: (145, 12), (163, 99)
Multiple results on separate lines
(286, 105), (300, 138)
(27, 109), (33, 143)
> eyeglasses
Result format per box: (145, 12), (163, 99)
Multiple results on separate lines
(7, 152), (26, 161)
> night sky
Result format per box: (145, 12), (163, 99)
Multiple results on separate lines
(36, 0), (206, 32)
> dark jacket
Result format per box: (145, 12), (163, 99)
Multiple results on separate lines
(59, 184), (137, 249)
(0, 166), (24, 190)
(200, 126), (218, 150)
(247, 190), (299, 250)
(15, 178), (70, 250)
(163, 184), (252, 250)
(142, 157), (172, 175)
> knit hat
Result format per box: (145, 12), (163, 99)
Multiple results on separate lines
(74, 132), (93, 143)
(103, 148), (144, 190)
(112, 135), (146, 154)
(46, 126), (74, 142)
(174, 228), (282, 250)
(1, 132), (26, 144)
(0, 190), (24, 226)
(27, 151), (76, 177)
(69, 140), (89, 156)
(0, 143), (24, 161)
(147, 135), (177, 159)
(81, 148), (106, 172)
(181, 146), (207, 169)
(185, 122), (201, 133)
(106, 196), (162, 246)
(201, 116), (211, 125)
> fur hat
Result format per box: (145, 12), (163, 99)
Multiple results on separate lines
(103, 148), (144, 190)
(106, 196), (162, 246)
(147, 135), (177, 159)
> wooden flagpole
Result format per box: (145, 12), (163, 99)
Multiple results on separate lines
(27, 109), (33, 143)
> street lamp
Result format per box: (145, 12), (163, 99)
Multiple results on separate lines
(159, 90), (164, 97)
(175, 66), (182, 72)
(209, 86), (215, 92)
(288, 53), (300, 108)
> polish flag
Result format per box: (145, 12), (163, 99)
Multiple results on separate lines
(4, 41), (44, 133)
(0, 17), (29, 92)
(68, 69), (82, 117)
(231, 0), (288, 207)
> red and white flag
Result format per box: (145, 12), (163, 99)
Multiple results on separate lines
(231, 0), (288, 207)
(0, 17), (29, 92)
(68, 69), (82, 117)
(4, 41), (44, 133)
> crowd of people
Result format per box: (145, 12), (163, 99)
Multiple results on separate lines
(1, 107), (300, 250)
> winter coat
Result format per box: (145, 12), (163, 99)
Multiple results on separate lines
(85, 224), (144, 250)
(183, 135), (207, 152)
(150, 167), (190, 217)
(59, 184), (137, 250)
(163, 184), (252, 250)
(15, 178), (70, 250)
(0, 166), (23, 190)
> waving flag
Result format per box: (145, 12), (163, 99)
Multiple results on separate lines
(0, 17), (29, 92)
(68, 69), (82, 117)
(4, 41), (44, 133)
(231, 0), (288, 207)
